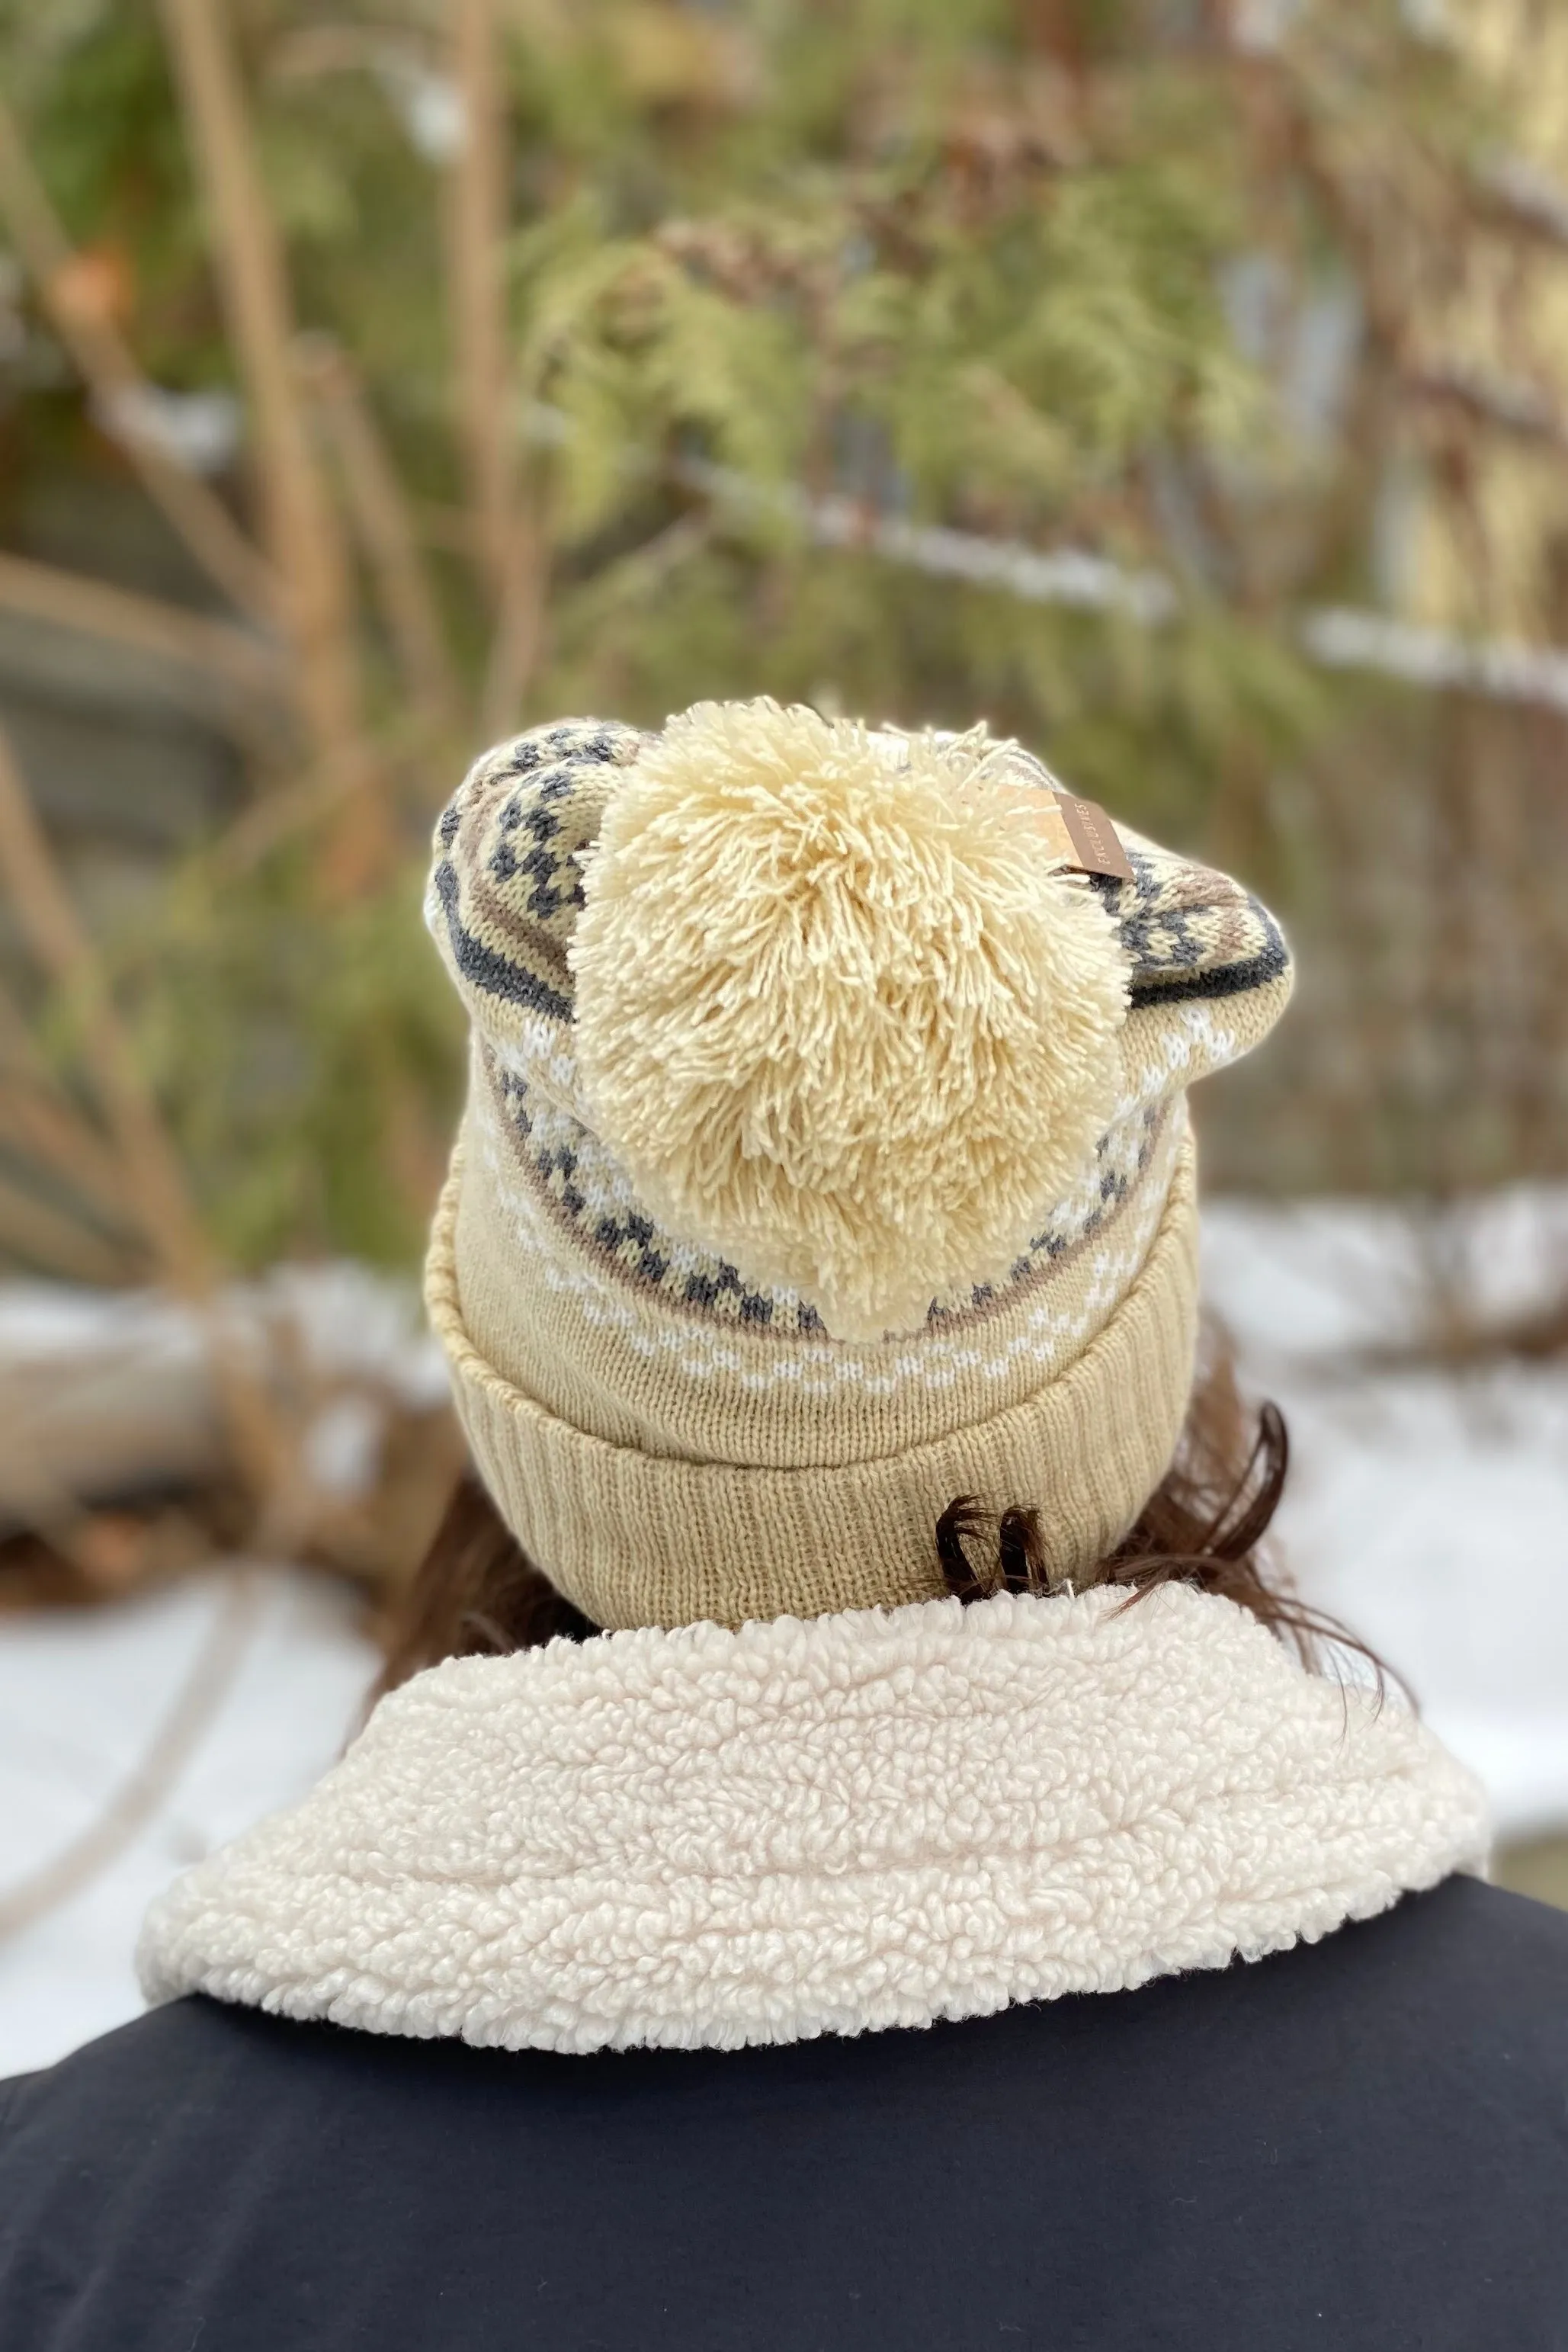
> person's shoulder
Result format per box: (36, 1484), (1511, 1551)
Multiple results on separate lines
(1441, 1871), (1568, 1963)
(1158, 1872), (1568, 2129)
(1416, 1868), (1568, 1953)
(1330, 1871), (1568, 2010)
(0, 2070), (36, 2135)
(1378, 1873), (1568, 2058)
(0, 1992), (559, 2183)
(2, 1876), (1560, 2142)
(1177, 1871), (1568, 2053)
(944, 1872), (1568, 2120)
(0, 1997), (330, 2151)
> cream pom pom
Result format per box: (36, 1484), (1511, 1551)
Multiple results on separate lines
(569, 699), (1130, 1340)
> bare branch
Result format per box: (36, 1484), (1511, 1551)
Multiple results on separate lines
(0, 718), (287, 1497)
(0, 88), (280, 627)
(0, 548), (286, 712)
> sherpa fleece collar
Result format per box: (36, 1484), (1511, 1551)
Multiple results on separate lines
(138, 1584), (1488, 2055)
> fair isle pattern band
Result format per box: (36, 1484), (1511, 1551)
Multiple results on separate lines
(461, 1081), (1185, 1419)
(479, 1035), (1174, 1338)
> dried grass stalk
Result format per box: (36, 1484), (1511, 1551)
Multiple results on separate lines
(0, 977), (140, 1212)
(445, 0), (550, 737)
(479, 516), (550, 741)
(299, 336), (464, 749)
(447, 0), (515, 595)
(156, 0), (387, 888)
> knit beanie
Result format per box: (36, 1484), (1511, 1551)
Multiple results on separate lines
(424, 699), (1291, 1632)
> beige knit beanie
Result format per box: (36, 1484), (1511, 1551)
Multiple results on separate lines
(424, 699), (1292, 1632)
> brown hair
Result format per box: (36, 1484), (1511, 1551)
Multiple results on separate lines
(374, 1340), (1382, 1702)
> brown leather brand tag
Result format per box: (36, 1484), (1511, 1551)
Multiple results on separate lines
(1056, 791), (1133, 882)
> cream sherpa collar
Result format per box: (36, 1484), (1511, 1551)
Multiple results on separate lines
(138, 1585), (1488, 2055)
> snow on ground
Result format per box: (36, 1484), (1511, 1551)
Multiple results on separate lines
(1204, 1195), (1568, 1837)
(0, 1571), (377, 2077)
(1, 1199), (1566, 2074)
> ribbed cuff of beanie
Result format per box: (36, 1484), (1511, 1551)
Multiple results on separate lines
(425, 1131), (1201, 1632)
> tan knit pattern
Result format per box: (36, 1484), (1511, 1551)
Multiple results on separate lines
(427, 1122), (1201, 1630)
(454, 1061), (1187, 1469)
